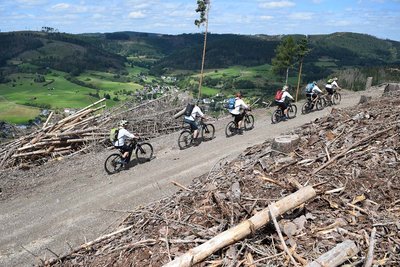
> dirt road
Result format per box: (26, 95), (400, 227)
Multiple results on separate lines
(0, 88), (382, 266)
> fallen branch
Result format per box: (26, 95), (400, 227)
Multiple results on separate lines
(306, 240), (359, 267)
(363, 227), (377, 267)
(163, 186), (316, 267)
(313, 126), (396, 174)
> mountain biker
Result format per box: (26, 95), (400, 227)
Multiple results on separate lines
(229, 92), (250, 135)
(114, 120), (138, 165)
(183, 100), (205, 145)
(325, 77), (341, 99)
(275, 85), (294, 121)
(306, 81), (323, 106)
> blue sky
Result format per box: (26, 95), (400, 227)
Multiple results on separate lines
(1, 0), (399, 40)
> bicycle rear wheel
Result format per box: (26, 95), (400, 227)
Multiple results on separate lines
(244, 114), (254, 130)
(136, 143), (153, 163)
(201, 123), (215, 141)
(225, 121), (236, 137)
(333, 92), (341, 105)
(178, 130), (193, 149)
(104, 153), (124, 174)
(271, 109), (282, 124)
(288, 104), (297, 119)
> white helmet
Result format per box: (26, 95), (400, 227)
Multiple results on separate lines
(118, 120), (128, 127)
(282, 85), (289, 91)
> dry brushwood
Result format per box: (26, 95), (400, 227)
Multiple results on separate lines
(40, 91), (400, 266)
(0, 94), (186, 170)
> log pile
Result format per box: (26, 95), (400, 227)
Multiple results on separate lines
(0, 94), (186, 170)
(39, 94), (400, 266)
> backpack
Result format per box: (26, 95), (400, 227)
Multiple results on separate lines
(274, 90), (283, 101)
(184, 103), (195, 117)
(227, 98), (236, 110)
(305, 83), (314, 93)
(109, 128), (119, 143)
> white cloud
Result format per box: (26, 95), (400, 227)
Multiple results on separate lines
(260, 15), (273, 20)
(288, 12), (314, 20)
(259, 1), (295, 9)
(128, 11), (146, 19)
(51, 3), (70, 11)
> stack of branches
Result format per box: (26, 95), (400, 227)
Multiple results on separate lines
(0, 98), (108, 170)
(41, 94), (399, 266)
(0, 93), (186, 170)
(100, 94), (185, 139)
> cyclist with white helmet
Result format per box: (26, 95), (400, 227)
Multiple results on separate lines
(325, 77), (341, 103)
(114, 120), (138, 165)
(275, 85), (294, 120)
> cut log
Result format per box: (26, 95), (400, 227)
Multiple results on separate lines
(163, 186), (316, 267)
(173, 107), (186, 119)
(271, 135), (300, 156)
(306, 240), (359, 267)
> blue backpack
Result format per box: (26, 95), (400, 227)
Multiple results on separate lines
(227, 98), (236, 110)
(305, 83), (314, 93)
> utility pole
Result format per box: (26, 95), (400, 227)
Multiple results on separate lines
(197, 0), (210, 100)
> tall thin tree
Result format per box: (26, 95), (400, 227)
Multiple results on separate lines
(271, 36), (297, 86)
(195, 0), (211, 100)
(295, 37), (311, 101)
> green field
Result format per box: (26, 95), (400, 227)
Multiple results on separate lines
(0, 97), (40, 124)
(0, 72), (99, 108)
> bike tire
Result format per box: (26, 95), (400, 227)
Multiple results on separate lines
(333, 92), (341, 105)
(316, 99), (324, 110)
(301, 102), (311, 114)
(271, 109), (282, 124)
(225, 121), (236, 137)
(104, 153), (124, 174)
(178, 130), (193, 150)
(288, 104), (297, 119)
(136, 143), (153, 164)
(201, 123), (215, 141)
(244, 114), (254, 130)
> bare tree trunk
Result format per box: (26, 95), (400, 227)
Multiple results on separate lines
(197, 3), (210, 99)
(285, 67), (289, 85)
(296, 60), (303, 102)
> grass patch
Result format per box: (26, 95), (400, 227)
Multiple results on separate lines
(0, 97), (40, 124)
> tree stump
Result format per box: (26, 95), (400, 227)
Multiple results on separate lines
(383, 83), (400, 97)
(365, 77), (373, 90)
(359, 95), (372, 105)
(271, 135), (300, 156)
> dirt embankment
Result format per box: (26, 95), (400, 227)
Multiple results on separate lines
(0, 87), (390, 267)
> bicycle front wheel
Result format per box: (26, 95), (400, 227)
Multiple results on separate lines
(315, 99), (324, 110)
(271, 109), (281, 124)
(244, 114), (254, 130)
(136, 143), (153, 163)
(301, 102), (311, 114)
(178, 130), (193, 149)
(333, 92), (341, 105)
(104, 153), (124, 174)
(225, 121), (236, 137)
(201, 124), (215, 141)
(288, 104), (297, 119)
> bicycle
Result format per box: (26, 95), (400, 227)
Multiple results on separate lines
(178, 118), (215, 150)
(331, 89), (341, 105)
(271, 101), (297, 124)
(301, 93), (324, 114)
(104, 138), (153, 174)
(225, 110), (254, 137)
